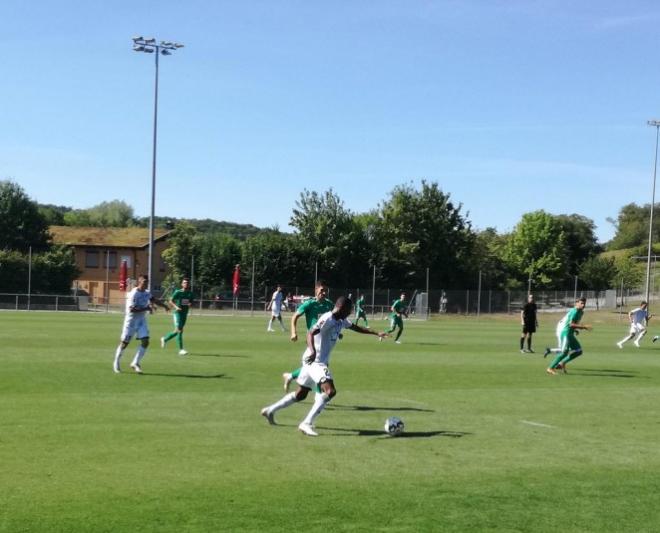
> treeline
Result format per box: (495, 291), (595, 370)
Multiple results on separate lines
(0, 181), (79, 293)
(3, 177), (655, 296)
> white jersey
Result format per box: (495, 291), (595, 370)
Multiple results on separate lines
(630, 307), (648, 325)
(120, 287), (153, 342)
(270, 291), (284, 315)
(302, 311), (352, 366)
(125, 287), (153, 317)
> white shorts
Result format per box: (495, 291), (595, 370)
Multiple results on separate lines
(629, 323), (646, 335)
(121, 314), (149, 342)
(296, 363), (333, 389)
(271, 306), (281, 318)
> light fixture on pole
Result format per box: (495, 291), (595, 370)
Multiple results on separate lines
(132, 36), (184, 291)
(645, 119), (660, 305)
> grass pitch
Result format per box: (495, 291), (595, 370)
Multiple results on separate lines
(2, 310), (660, 532)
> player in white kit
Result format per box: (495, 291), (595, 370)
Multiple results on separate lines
(113, 275), (165, 374)
(543, 311), (570, 358)
(617, 302), (651, 348)
(267, 285), (286, 332)
(260, 296), (388, 436)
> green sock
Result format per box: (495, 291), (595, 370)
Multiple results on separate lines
(291, 367), (301, 379)
(164, 331), (177, 343)
(177, 332), (184, 350)
(549, 353), (565, 369)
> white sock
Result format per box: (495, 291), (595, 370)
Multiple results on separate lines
(635, 331), (647, 343)
(267, 392), (297, 414)
(131, 345), (146, 366)
(114, 345), (124, 365)
(267, 319), (274, 330)
(302, 392), (330, 426)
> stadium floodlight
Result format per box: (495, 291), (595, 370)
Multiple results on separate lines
(130, 36), (184, 291)
(645, 119), (660, 306)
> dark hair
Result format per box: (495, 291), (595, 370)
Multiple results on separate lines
(577, 297), (586, 303)
(138, 274), (149, 281)
(315, 279), (327, 288)
(182, 277), (190, 282)
(335, 296), (353, 311)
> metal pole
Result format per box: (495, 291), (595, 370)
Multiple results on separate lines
(573, 275), (578, 301)
(527, 269), (532, 294)
(477, 270), (482, 318)
(371, 264), (376, 315)
(190, 255), (194, 292)
(425, 267), (430, 318)
(105, 250), (110, 312)
(147, 47), (159, 292)
(27, 246), (32, 311)
(645, 121), (660, 306)
(314, 260), (318, 286)
(250, 258), (256, 317)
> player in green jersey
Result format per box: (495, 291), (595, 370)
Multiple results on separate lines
(386, 293), (408, 344)
(160, 278), (194, 356)
(282, 280), (333, 391)
(547, 297), (592, 375)
(354, 293), (369, 327)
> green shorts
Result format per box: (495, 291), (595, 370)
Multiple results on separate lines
(173, 311), (188, 330)
(389, 314), (403, 329)
(560, 331), (581, 354)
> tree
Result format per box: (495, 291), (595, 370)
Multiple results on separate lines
(161, 222), (198, 288)
(614, 256), (644, 292)
(579, 256), (617, 309)
(473, 227), (510, 290)
(195, 233), (242, 296)
(63, 200), (135, 227)
(373, 181), (476, 288)
(0, 180), (50, 251)
(555, 214), (601, 278)
(607, 203), (660, 250)
(31, 246), (80, 293)
(502, 211), (568, 289)
(290, 189), (371, 287)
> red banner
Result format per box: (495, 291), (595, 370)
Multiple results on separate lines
(232, 264), (240, 296)
(119, 260), (128, 291)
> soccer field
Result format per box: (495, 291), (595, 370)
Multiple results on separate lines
(2, 310), (660, 532)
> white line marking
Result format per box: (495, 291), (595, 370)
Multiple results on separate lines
(521, 420), (555, 429)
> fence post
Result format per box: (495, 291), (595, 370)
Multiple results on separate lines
(55, 296), (59, 312)
(466, 290), (469, 316)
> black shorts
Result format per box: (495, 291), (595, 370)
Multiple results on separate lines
(522, 322), (536, 334)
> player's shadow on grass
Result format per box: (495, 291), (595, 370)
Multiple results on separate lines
(570, 369), (640, 379)
(190, 353), (249, 358)
(328, 404), (435, 413)
(143, 372), (229, 379)
(321, 426), (470, 439)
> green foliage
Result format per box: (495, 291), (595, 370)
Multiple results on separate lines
(502, 210), (568, 289)
(474, 227), (510, 289)
(555, 214), (601, 277)
(63, 200), (135, 227)
(195, 233), (242, 295)
(614, 256), (645, 290)
(606, 203), (660, 250)
(0, 180), (50, 251)
(290, 189), (371, 287)
(242, 231), (313, 292)
(373, 181), (476, 288)
(0, 246), (79, 293)
(161, 221), (198, 286)
(580, 256), (617, 291)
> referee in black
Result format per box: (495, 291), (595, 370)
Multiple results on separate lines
(520, 294), (538, 353)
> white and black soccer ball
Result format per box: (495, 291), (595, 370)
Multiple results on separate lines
(384, 416), (404, 436)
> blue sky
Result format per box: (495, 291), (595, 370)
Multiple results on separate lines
(2, 1), (660, 243)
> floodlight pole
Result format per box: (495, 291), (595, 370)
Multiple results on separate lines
(645, 120), (660, 306)
(132, 36), (183, 291)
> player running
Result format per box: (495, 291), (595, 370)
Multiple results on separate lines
(354, 293), (369, 328)
(261, 296), (388, 436)
(267, 285), (286, 332)
(161, 277), (194, 356)
(386, 293), (408, 344)
(113, 274), (166, 374)
(617, 301), (651, 349)
(282, 280), (333, 391)
(543, 311), (570, 359)
(546, 297), (592, 375)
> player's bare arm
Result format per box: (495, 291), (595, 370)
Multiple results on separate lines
(349, 323), (388, 339)
(290, 312), (302, 341)
(303, 328), (320, 363)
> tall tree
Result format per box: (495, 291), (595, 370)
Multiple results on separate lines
(373, 181), (476, 288)
(63, 200), (135, 227)
(607, 203), (659, 250)
(555, 214), (601, 277)
(503, 211), (568, 289)
(579, 256), (617, 309)
(161, 222), (198, 288)
(195, 233), (242, 295)
(0, 180), (50, 251)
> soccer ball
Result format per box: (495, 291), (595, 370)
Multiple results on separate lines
(384, 416), (404, 436)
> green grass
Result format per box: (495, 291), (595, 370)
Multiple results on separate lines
(2, 310), (660, 532)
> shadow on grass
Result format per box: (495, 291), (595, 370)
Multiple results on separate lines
(320, 426), (470, 438)
(189, 353), (249, 358)
(328, 404), (435, 413)
(569, 369), (640, 378)
(581, 368), (638, 374)
(142, 372), (229, 379)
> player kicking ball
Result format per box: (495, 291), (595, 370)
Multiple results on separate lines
(261, 296), (388, 436)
